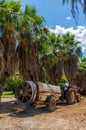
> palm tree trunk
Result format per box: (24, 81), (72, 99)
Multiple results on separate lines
(0, 41), (5, 81)
(2, 32), (19, 78)
(18, 41), (45, 82)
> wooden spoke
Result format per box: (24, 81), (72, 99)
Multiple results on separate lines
(25, 96), (28, 102)
(22, 96), (24, 102)
(27, 93), (31, 97)
(27, 88), (32, 92)
(18, 95), (22, 98)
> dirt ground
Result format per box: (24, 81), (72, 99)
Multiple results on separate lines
(0, 97), (86, 130)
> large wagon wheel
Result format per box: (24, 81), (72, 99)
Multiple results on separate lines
(15, 81), (37, 104)
(15, 82), (32, 103)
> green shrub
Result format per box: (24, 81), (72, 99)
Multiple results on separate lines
(4, 73), (23, 93)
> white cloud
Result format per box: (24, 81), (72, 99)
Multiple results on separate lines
(66, 16), (71, 20)
(49, 25), (86, 56)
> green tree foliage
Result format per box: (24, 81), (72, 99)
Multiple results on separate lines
(78, 57), (86, 72)
(0, 0), (45, 48)
(0, 0), (22, 33)
(4, 73), (22, 93)
(53, 33), (82, 59)
(49, 32), (82, 70)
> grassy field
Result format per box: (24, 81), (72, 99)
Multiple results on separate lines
(2, 91), (15, 98)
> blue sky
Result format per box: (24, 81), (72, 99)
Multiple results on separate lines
(21, 0), (86, 28)
(21, 0), (86, 56)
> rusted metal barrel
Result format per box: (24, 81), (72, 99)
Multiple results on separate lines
(15, 81), (61, 106)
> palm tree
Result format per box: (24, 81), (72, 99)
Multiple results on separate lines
(56, 33), (82, 83)
(44, 32), (82, 84)
(0, 0), (48, 83)
(75, 57), (86, 94)
(0, 0), (22, 81)
(17, 5), (47, 81)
